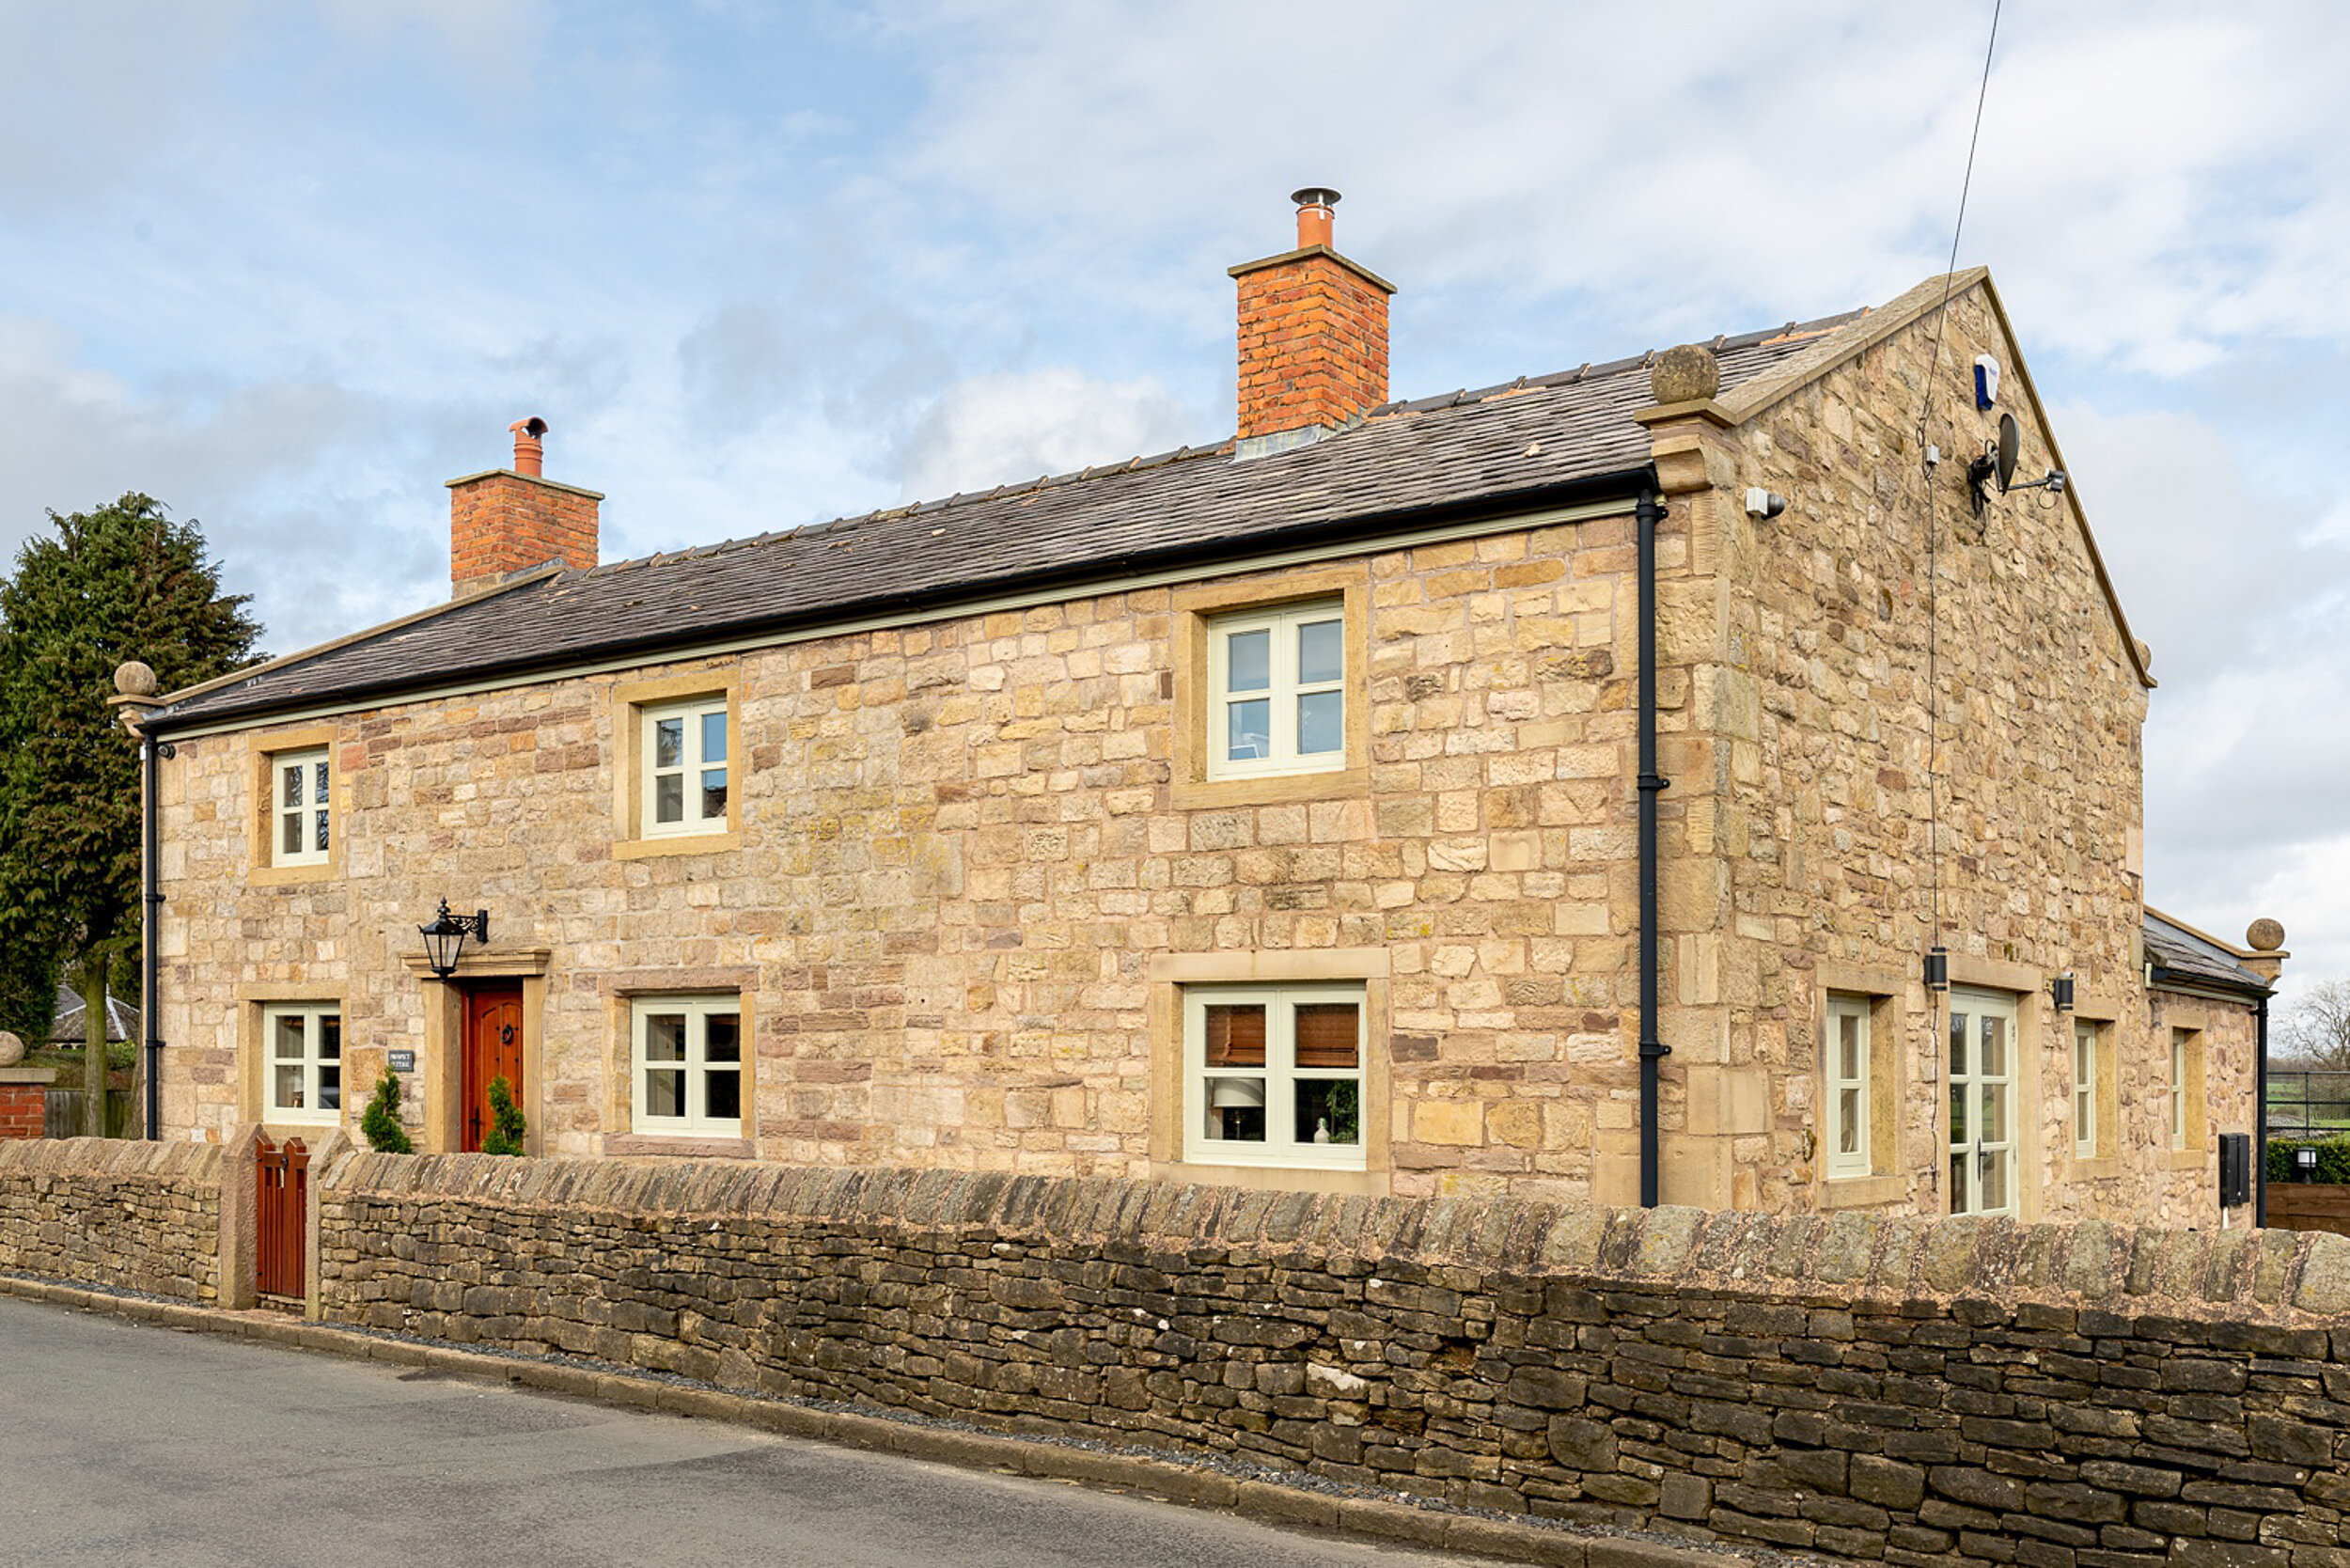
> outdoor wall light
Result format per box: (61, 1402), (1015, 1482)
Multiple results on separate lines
(417, 900), (490, 980)
(2296, 1147), (2320, 1183)
(2050, 971), (2076, 1011)
(1924, 946), (1950, 993)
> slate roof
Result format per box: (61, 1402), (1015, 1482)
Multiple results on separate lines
(153, 308), (1869, 731)
(50, 983), (139, 1044)
(2143, 909), (2272, 997)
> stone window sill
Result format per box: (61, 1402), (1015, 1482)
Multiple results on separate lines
(603, 1133), (753, 1159)
(1817, 1173), (1907, 1210)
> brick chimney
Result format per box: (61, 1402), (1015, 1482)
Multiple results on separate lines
(1229, 189), (1396, 446)
(446, 417), (603, 597)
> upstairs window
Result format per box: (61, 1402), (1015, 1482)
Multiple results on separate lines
(641, 697), (728, 838)
(1205, 601), (1345, 779)
(272, 747), (329, 867)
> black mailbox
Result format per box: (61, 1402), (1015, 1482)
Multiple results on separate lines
(2217, 1132), (2252, 1208)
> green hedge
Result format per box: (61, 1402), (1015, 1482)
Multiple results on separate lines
(2266, 1137), (2350, 1184)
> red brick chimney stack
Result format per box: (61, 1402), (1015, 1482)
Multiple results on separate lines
(1230, 188), (1397, 445)
(446, 416), (603, 597)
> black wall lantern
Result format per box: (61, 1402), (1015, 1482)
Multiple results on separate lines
(1924, 945), (1950, 992)
(2050, 971), (2076, 1011)
(418, 900), (489, 980)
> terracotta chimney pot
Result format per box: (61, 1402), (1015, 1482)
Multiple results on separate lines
(510, 416), (548, 478)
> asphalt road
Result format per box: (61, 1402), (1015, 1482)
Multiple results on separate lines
(0, 1294), (1503, 1568)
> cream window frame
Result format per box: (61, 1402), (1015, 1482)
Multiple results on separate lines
(270, 746), (330, 869)
(261, 1002), (343, 1126)
(2170, 1028), (2209, 1153)
(1182, 982), (1368, 1172)
(1824, 994), (1872, 1181)
(2074, 1020), (2099, 1159)
(629, 994), (746, 1138)
(1947, 988), (2020, 1217)
(638, 696), (730, 839)
(1203, 599), (1348, 781)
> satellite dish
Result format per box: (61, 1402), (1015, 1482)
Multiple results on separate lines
(1995, 413), (2020, 492)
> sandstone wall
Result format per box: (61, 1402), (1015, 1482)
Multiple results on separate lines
(1657, 282), (2242, 1223)
(0, 1137), (225, 1301)
(157, 519), (1653, 1198)
(318, 1153), (2350, 1565)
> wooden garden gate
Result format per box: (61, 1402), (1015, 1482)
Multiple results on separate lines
(255, 1135), (307, 1301)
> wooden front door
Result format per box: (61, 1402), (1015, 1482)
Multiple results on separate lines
(461, 982), (525, 1152)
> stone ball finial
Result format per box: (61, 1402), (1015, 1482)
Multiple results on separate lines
(2247, 917), (2286, 952)
(1650, 344), (1721, 406)
(0, 1031), (22, 1068)
(113, 661), (158, 698)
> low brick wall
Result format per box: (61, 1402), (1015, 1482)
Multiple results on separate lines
(0, 1077), (45, 1140)
(318, 1155), (2350, 1563)
(0, 1137), (226, 1301)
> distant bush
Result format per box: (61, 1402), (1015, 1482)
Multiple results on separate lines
(2265, 1137), (2350, 1184)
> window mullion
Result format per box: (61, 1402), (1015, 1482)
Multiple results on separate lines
(688, 1006), (709, 1128)
(1270, 616), (1297, 762)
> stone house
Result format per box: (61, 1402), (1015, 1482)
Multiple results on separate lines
(126, 193), (2282, 1224)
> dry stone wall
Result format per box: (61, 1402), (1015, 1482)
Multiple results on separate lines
(0, 1137), (224, 1301)
(320, 1153), (2350, 1566)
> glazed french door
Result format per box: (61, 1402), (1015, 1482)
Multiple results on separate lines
(1948, 989), (2018, 1216)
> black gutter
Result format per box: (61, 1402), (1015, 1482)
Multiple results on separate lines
(1637, 483), (1670, 1208)
(140, 732), (167, 1140)
(2255, 992), (2270, 1227)
(147, 467), (1657, 738)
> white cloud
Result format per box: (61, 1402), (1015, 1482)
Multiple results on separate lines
(896, 368), (1198, 502)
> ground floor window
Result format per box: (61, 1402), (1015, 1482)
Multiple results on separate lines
(1824, 994), (1872, 1179)
(630, 995), (744, 1137)
(263, 1003), (341, 1124)
(1183, 982), (1365, 1170)
(2170, 1027), (2205, 1152)
(2075, 1020), (2099, 1158)
(1948, 989), (2017, 1215)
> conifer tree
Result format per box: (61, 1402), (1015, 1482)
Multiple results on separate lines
(480, 1074), (527, 1155)
(361, 1069), (414, 1153)
(0, 494), (261, 1132)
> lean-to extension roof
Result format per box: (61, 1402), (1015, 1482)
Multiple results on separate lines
(2143, 908), (2275, 999)
(156, 299), (1895, 732)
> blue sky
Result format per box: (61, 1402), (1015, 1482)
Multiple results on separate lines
(4, 1), (2346, 994)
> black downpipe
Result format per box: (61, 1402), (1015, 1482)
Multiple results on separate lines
(2254, 993), (2269, 1227)
(1637, 485), (1670, 1207)
(141, 734), (165, 1140)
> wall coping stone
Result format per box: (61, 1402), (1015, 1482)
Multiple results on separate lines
(321, 1152), (2350, 1325)
(0, 1137), (225, 1182)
